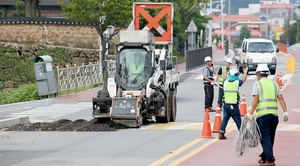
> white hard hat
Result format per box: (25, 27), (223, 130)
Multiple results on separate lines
(204, 56), (212, 62)
(256, 64), (269, 72)
(225, 58), (232, 63)
(228, 68), (239, 76)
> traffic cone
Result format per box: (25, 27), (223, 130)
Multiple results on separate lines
(199, 108), (213, 138)
(212, 105), (222, 133)
(276, 72), (283, 86)
(240, 94), (247, 116)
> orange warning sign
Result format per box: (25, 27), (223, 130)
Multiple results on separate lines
(133, 3), (173, 44)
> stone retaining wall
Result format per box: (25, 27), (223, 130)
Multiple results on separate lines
(0, 24), (99, 49)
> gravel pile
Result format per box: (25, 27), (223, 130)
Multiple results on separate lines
(5, 119), (130, 132)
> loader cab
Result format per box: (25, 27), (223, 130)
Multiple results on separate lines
(116, 44), (153, 90)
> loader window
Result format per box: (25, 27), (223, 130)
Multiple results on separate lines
(118, 48), (148, 87)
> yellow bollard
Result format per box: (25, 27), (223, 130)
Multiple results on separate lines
(286, 58), (296, 74)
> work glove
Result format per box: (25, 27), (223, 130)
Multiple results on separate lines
(245, 112), (254, 121)
(210, 81), (215, 86)
(283, 112), (289, 122)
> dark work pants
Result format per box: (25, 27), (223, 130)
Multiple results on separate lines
(257, 114), (279, 162)
(217, 85), (224, 107)
(220, 104), (241, 133)
(204, 84), (214, 109)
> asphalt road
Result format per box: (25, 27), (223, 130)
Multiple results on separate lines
(0, 50), (299, 166)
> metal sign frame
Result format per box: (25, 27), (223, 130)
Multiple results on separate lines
(133, 2), (173, 44)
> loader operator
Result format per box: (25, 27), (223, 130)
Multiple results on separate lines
(129, 52), (144, 81)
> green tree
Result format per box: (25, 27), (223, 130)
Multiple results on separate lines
(234, 24), (251, 48)
(12, 0), (26, 17)
(279, 20), (299, 45)
(60, 0), (134, 90)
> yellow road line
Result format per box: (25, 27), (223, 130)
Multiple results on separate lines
(149, 138), (204, 166)
(168, 126), (236, 166)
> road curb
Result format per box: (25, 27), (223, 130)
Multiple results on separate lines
(0, 98), (54, 111)
(0, 116), (30, 129)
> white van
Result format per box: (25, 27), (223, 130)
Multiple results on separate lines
(238, 38), (278, 75)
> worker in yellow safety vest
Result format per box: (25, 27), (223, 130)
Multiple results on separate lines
(218, 67), (247, 140)
(129, 52), (144, 82)
(215, 58), (232, 110)
(247, 64), (289, 166)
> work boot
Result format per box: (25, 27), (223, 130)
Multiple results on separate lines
(218, 132), (227, 140)
(259, 160), (275, 166)
(258, 158), (265, 164)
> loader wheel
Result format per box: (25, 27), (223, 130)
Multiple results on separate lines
(93, 90), (111, 123)
(96, 90), (110, 113)
(170, 91), (177, 122)
(155, 90), (170, 123)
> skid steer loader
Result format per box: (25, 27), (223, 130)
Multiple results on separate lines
(92, 2), (179, 127)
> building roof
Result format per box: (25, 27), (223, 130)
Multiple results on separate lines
(213, 29), (261, 36)
(213, 15), (261, 22)
(261, 3), (293, 8)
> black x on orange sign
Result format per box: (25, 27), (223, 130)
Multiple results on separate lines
(133, 3), (173, 44)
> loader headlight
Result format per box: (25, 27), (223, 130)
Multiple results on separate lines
(143, 45), (150, 51)
(117, 45), (124, 52)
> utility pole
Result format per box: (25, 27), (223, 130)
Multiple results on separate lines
(208, 0), (212, 47)
(221, 0), (224, 49)
(228, 0), (231, 49)
(266, 0), (269, 39)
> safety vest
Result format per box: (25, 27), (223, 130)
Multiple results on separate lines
(130, 63), (143, 74)
(219, 66), (230, 85)
(255, 79), (279, 117)
(203, 66), (214, 84)
(223, 80), (239, 104)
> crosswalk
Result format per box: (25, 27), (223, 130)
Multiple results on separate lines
(195, 73), (294, 81)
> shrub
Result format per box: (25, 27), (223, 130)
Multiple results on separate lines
(0, 84), (39, 105)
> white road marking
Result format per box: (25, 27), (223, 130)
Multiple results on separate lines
(195, 74), (292, 81)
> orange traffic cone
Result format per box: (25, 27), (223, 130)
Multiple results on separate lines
(276, 72), (283, 86)
(240, 94), (247, 116)
(199, 108), (213, 138)
(212, 105), (222, 133)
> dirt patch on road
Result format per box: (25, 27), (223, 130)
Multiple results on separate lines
(5, 119), (131, 132)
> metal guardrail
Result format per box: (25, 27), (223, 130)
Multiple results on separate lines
(56, 63), (102, 94)
(186, 47), (212, 72)
(56, 60), (117, 95)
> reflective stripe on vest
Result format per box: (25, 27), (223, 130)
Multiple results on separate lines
(256, 79), (279, 117)
(223, 80), (239, 104)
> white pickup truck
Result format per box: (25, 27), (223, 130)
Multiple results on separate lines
(235, 38), (279, 75)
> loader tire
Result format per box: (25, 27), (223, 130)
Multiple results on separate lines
(93, 90), (111, 123)
(155, 90), (170, 123)
(96, 90), (110, 113)
(170, 91), (177, 122)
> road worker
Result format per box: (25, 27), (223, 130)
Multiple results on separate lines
(202, 56), (215, 112)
